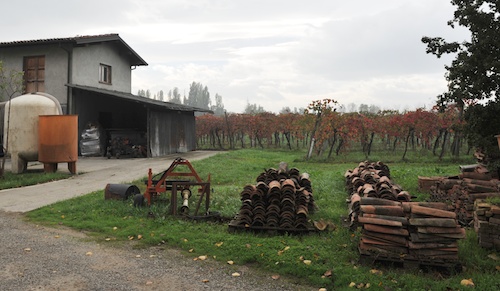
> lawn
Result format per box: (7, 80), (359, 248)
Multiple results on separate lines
(26, 149), (499, 290)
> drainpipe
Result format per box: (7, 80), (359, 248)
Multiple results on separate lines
(59, 43), (73, 114)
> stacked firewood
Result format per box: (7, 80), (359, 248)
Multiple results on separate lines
(229, 165), (316, 233)
(474, 200), (500, 249)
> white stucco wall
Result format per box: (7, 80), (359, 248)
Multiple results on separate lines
(72, 42), (132, 93)
(0, 45), (68, 106)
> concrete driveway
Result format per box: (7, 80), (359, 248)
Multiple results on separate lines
(0, 151), (222, 213)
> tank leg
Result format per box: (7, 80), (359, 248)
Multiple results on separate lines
(43, 163), (57, 173)
(68, 162), (77, 174)
(11, 154), (27, 174)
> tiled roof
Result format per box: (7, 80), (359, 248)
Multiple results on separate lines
(66, 84), (213, 114)
(0, 34), (147, 66)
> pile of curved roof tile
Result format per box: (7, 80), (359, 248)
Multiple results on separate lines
(229, 166), (316, 233)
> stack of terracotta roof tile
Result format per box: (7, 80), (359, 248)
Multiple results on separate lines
(406, 202), (465, 261)
(229, 166), (316, 233)
(357, 198), (465, 263)
(424, 174), (500, 226)
(345, 161), (410, 229)
(474, 200), (500, 249)
(358, 197), (409, 257)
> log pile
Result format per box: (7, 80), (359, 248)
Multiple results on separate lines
(229, 165), (317, 233)
(474, 200), (500, 249)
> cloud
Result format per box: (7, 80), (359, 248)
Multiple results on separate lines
(1, 0), (471, 113)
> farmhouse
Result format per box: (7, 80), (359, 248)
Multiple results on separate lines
(0, 34), (211, 157)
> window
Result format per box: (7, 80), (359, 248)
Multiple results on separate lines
(99, 64), (112, 84)
(23, 56), (45, 93)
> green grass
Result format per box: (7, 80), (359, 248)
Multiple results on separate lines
(25, 149), (500, 290)
(0, 169), (71, 190)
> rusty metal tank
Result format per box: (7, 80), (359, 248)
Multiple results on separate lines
(38, 115), (78, 174)
(3, 93), (62, 173)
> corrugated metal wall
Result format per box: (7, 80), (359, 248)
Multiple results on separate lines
(148, 110), (196, 157)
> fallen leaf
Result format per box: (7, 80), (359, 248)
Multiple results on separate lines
(319, 288), (327, 291)
(370, 268), (383, 275)
(105, 238), (111, 241)
(85, 252), (93, 256)
(128, 236), (134, 240)
(272, 274), (280, 280)
(488, 253), (499, 261)
(496, 265), (500, 271)
(303, 260), (312, 265)
(188, 249), (194, 253)
(23, 248), (31, 252)
(323, 270), (332, 277)
(202, 279), (209, 283)
(357, 283), (365, 288)
(299, 256), (304, 261)
(145, 281), (153, 285)
(215, 241), (223, 247)
(198, 255), (207, 261)
(232, 272), (241, 277)
(227, 260), (234, 265)
(54, 235), (60, 239)
(149, 255), (157, 258)
(365, 283), (371, 288)
(135, 255), (141, 258)
(137, 235), (143, 240)
(183, 238), (188, 242)
(349, 282), (356, 288)
(257, 244), (263, 247)
(113, 227), (118, 230)
(245, 244), (251, 248)
(277, 250), (284, 256)
(61, 215), (65, 219)
(460, 278), (474, 287)
(283, 246), (290, 251)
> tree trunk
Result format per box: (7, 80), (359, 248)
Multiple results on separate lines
(336, 138), (344, 156)
(284, 132), (292, 150)
(402, 128), (414, 160)
(439, 130), (449, 160)
(367, 132), (375, 157)
(327, 130), (337, 159)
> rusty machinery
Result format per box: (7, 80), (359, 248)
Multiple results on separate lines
(142, 157), (211, 217)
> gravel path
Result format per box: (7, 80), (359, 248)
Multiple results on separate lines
(0, 211), (315, 291)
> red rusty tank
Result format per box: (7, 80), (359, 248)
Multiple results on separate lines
(38, 115), (78, 174)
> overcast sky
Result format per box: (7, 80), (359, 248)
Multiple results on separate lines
(1, 0), (470, 113)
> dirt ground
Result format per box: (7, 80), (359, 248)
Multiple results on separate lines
(0, 211), (315, 291)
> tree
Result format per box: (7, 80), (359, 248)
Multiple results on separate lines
(157, 90), (164, 101)
(422, 0), (500, 170)
(244, 102), (265, 114)
(169, 87), (182, 104)
(137, 89), (146, 97)
(0, 61), (24, 177)
(422, 0), (500, 106)
(211, 93), (225, 116)
(0, 61), (24, 102)
(187, 82), (211, 110)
